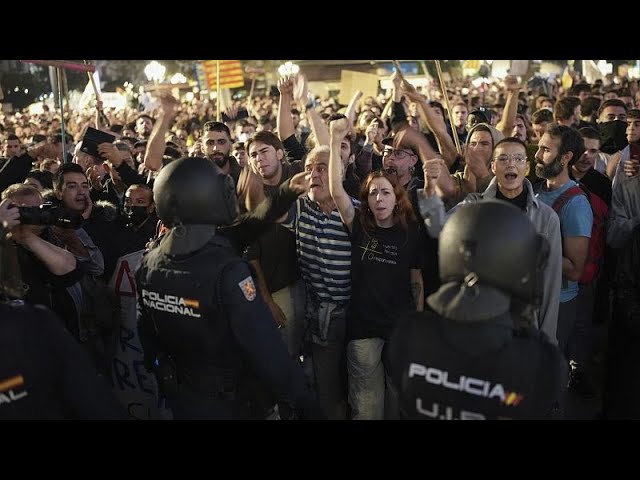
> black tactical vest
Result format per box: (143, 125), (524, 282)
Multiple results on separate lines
(389, 311), (565, 420)
(136, 236), (247, 396)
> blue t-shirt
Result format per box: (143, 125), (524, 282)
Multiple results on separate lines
(536, 180), (592, 302)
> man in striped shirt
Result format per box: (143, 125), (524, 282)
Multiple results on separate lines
(281, 145), (353, 420)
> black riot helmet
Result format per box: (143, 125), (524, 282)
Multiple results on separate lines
(154, 156), (238, 227)
(439, 200), (549, 303)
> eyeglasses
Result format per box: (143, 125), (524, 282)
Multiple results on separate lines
(383, 148), (414, 159)
(494, 154), (528, 165)
(370, 167), (398, 179)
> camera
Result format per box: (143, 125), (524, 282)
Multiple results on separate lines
(17, 203), (83, 229)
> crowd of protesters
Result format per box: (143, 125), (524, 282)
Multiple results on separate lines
(0, 63), (639, 420)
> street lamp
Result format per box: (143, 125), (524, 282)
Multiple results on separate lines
(144, 61), (166, 83)
(277, 61), (299, 77)
(170, 73), (187, 84)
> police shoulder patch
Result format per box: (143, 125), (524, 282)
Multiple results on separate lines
(238, 276), (257, 301)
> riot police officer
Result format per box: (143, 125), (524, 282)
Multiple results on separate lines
(136, 156), (321, 419)
(0, 219), (126, 420)
(388, 201), (567, 420)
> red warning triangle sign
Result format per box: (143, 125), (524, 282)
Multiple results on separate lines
(115, 260), (137, 298)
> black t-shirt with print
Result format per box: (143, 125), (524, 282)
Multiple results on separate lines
(348, 213), (424, 341)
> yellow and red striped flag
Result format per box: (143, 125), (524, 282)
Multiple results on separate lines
(200, 60), (245, 90)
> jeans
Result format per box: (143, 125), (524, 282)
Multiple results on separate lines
(347, 337), (399, 420)
(305, 288), (348, 420)
(347, 338), (385, 420)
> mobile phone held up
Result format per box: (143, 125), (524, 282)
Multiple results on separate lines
(80, 127), (116, 159)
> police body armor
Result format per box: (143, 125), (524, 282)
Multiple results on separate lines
(389, 310), (565, 420)
(136, 234), (264, 419)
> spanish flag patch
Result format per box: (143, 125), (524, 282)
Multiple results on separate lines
(238, 276), (257, 301)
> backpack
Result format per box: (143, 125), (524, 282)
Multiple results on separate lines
(552, 184), (608, 285)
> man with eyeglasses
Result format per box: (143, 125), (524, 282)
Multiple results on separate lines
(380, 125), (445, 299)
(381, 137), (420, 191)
(418, 137), (562, 344)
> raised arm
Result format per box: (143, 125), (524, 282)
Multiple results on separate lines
(276, 77), (296, 140)
(328, 118), (355, 231)
(344, 90), (363, 128)
(496, 75), (523, 138)
(95, 100), (108, 130)
(354, 120), (378, 179)
(401, 82), (458, 168)
(97, 143), (145, 186)
(389, 71), (409, 133)
(379, 95), (394, 125)
(227, 172), (309, 247)
(393, 121), (438, 167)
(236, 166), (266, 213)
(144, 91), (179, 172)
(417, 158), (449, 237)
(289, 72), (331, 149)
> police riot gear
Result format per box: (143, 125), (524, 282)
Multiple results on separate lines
(439, 200), (549, 303)
(141, 157), (320, 418)
(389, 201), (567, 420)
(154, 156), (238, 227)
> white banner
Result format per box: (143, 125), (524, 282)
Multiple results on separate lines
(78, 70), (102, 110)
(583, 60), (604, 85)
(108, 250), (172, 420)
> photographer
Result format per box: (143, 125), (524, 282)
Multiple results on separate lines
(0, 186), (80, 317)
(0, 223), (126, 420)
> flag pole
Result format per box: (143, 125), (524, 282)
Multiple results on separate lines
(434, 60), (462, 156)
(216, 60), (221, 121)
(55, 67), (68, 163)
